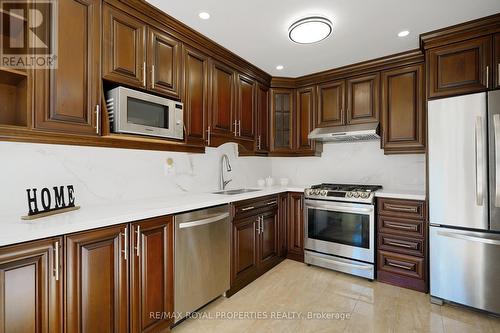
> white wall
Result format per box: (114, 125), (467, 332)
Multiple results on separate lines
(270, 141), (426, 192)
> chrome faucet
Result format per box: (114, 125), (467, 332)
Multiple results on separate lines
(220, 154), (232, 190)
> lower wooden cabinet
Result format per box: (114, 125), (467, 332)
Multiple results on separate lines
(287, 192), (304, 262)
(376, 198), (428, 292)
(65, 224), (129, 333)
(0, 237), (63, 333)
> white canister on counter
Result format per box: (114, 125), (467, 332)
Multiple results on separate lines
(257, 179), (265, 187)
(280, 178), (289, 186)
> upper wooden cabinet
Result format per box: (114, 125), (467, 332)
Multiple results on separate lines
(270, 89), (294, 152)
(130, 217), (174, 333)
(65, 224), (129, 333)
(495, 33), (500, 88)
(103, 4), (181, 98)
(295, 86), (316, 153)
(316, 80), (345, 127)
(256, 84), (270, 152)
(237, 74), (256, 141)
(103, 4), (146, 88)
(183, 46), (209, 147)
(147, 28), (181, 98)
(381, 64), (426, 154)
(0, 238), (63, 333)
(346, 73), (380, 124)
(34, 0), (101, 135)
(427, 36), (492, 98)
(209, 61), (236, 141)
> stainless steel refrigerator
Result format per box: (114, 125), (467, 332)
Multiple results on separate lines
(428, 90), (500, 314)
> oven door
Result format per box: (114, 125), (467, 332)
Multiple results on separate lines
(304, 199), (375, 263)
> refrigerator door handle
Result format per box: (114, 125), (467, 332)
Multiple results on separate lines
(437, 230), (500, 246)
(475, 116), (485, 206)
(494, 114), (500, 207)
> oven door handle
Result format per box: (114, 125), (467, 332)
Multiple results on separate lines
(305, 203), (373, 214)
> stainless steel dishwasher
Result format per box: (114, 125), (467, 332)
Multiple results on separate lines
(174, 204), (230, 322)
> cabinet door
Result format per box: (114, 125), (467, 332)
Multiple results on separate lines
(232, 216), (259, 283)
(346, 73), (380, 124)
(34, 0), (100, 135)
(427, 36), (492, 98)
(295, 86), (316, 152)
(0, 238), (62, 333)
(256, 84), (270, 152)
(278, 193), (288, 257)
(210, 61), (235, 139)
(316, 80), (345, 127)
(494, 34), (500, 88)
(103, 4), (146, 88)
(147, 28), (181, 98)
(237, 74), (256, 141)
(287, 192), (304, 262)
(271, 89), (294, 152)
(130, 217), (174, 333)
(65, 225), (129, 333)
(381, 64), (426, 154)
(183, 46), (209, 147)
(259, 208), (279, 267)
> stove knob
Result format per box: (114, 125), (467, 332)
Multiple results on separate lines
(320, 190), (327, 196)
(352, 192), (360, 198)
(360, 192), (369, 199)
(305, 189), (311, 196)
(314, 189), (321, 195)
(346, 192), (353, 198)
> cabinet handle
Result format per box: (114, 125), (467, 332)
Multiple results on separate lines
(95, 105), (100, 135)
(261, 216), (264, 233)
(54, 241), (60, 281)
(486, 65), (489, 88)
(385, 204), (417, 213)
(121, 227), (128, 261)
(241, 206), (255, 211)
(385, 222), (417, 231)
(142, 62), (146, 88)
(151, 65), (155, 89)
(386, 241), (415, 249)
(238, 120), (241, 136)
(135, 225), (141, 257)
(258, 135), (261, 150)
(233, 120), (238, 136)
(206, 126), (211, 146)
(267, 201), (277, 205)
(257, 216), (261, 234)
(387, 262), (413, 271)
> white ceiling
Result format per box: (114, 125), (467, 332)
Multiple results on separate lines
(146, 0), (500, 78)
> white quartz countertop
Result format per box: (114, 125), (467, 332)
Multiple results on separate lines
(375, 189), (426, 201)
(0, 185), (306, 247)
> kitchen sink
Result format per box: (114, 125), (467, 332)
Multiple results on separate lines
(212, 189), (261, 195)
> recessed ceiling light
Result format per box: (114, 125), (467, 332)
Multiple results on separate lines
(276, 65), (284, 70)
(198, 12), (210, 20)
(398, 30), (410, 37)
(288, 16), (333, 44)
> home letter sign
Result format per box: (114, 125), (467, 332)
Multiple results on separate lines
(23, 185), (80, 220)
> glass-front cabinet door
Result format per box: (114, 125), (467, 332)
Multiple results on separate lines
(271, 89), (294, 152)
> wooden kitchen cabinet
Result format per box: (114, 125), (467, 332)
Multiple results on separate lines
(295, 86), (316, 153)
(103, 4), (146, 88)
(494, 33), (500, 88)
(34, 0), (101, 135)
(0, 238), (63, 333)
(209, 60), (236, 142)
(258, 207), (280, 270)
(65, 224), (129, 333)
(147, 28), (181, 98)
(287, 192), (304, 262)
(278, 193), (288, 257)
(183, 45), (209, 147)
(427, 36), (492, 98)
(316, 80), (345, 127)
(130, 216), (174, 333)
(270, 89), (294, 152)
(346, 73), (380, 124)
(381, 64), (426, 154)
(237, 74), (256, 142)
(231, 215), (260, 291)
(256, 84), (270, 152)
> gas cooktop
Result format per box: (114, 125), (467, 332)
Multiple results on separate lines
(304, 183), (382, 203)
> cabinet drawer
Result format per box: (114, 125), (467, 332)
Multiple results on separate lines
(378, 216), (425, 238)
(378, 250), (424, 280)
(233, 196), (278, 218)
(378, 233), (424, 257)
(378, 198), (425, 220)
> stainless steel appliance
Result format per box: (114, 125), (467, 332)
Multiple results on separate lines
(106, 86), (184, 139)
(308, 123), (380, 142)
(174, 205), (230, 322)
(304, 184), (382, 279)
(429, 91), (500, 314)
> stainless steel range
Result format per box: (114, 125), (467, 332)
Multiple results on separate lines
(304, 183), (382, 280)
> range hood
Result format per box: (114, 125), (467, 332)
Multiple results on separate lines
(308, 123), (380, 142)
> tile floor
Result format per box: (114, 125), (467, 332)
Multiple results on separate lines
(172, 259), (500, 333)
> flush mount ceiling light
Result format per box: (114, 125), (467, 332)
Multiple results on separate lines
(198, 11), (210, 20)
(276, 65), (284, 70)
(288, 16), (333, 44)
(398, 30), (410, 37)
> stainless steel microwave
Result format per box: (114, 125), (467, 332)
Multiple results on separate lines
(106, 86), (183, 140)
